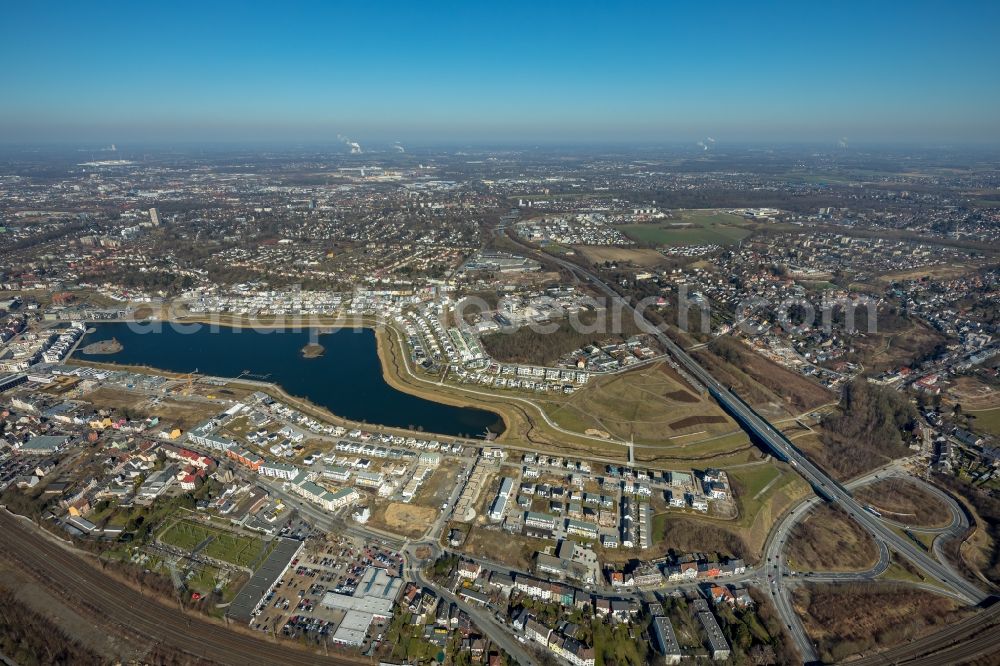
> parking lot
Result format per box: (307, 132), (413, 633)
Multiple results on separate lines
(249, 536), (404, 651)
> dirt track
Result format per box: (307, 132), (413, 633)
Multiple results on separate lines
(0, 510), (363, 666)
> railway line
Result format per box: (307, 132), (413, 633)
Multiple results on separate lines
(843, 600), (1000, 665)
(0, 510), (362, 666)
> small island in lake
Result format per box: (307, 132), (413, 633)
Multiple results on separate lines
(301, 342), (325, 358)
(80, 337), (123, 355)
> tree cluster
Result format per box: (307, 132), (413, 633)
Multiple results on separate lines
(820, 379), (917, 478)
(0, 587), (104, 665)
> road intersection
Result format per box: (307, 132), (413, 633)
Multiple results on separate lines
(505, 231), (994, 662)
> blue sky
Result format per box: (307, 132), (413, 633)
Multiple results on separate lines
(2, 1), (998, 144)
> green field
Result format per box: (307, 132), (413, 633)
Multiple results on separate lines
(621, 209), (751, 246)
(159, 519), (273, 568)
(728, 464), (802, 527)
(538, 360), (739, 448)
(970, 407), (1000, 437)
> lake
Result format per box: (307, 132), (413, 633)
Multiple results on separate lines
(76, 322), (505, 438)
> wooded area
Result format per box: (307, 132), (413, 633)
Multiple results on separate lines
(819, 379), (917, 479)
(0, 588), (103, 665)
(480, 308), (640, 366)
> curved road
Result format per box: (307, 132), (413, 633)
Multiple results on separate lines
(509, 231), (985, 591)
(503, 230), (988, 607)
(762, 464), (983, 663)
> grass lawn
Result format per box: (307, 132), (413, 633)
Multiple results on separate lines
(539, 360), (737, 447)
(620, 209), (750, 246)
(186, 564), (222, 593)
(970, 407), (1000, 437)
(734, 465), (782, 498)
(732, 463), (812, 556)
(634, 431), (756, 468)
(877, 554), (953, 594)
(593, 619), (649, 666)
(645, 461), (809, 562)
(622, 223), (750, 246)
(729, 464), (802, 526)
(542, 243), (576, 256)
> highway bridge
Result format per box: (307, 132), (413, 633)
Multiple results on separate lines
(504, 230), (989, 606)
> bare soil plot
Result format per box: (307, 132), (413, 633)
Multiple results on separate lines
(663, 389), (698, 403)
(669, 414), (726, 430)
(367, 501), (436, 539)
(460, 527), (551, 571)
(383, 503), (436, 535)
(949, 376), (1000, 410)
(573, 246), (668, 267)
(82, 387), (220, 431)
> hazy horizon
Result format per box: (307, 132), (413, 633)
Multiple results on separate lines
(3, 1), (999, 145)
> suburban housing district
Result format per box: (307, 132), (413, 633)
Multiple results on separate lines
(0, 145), (998, 666)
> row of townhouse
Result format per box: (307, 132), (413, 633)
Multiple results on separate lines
(40, 322), (85, 364)
(515, 575), (643, 620)
(513, 575), (578, 607)
(160, 444), (215, 470)
(565, 519), (599, 540)
(581, 492), (615, 509)
(287, 472), (360, 511)
(665, 558), (747, 581)
(523, 619), (595, 666)
(354, 470), (385, 488)
(621, 479), (652, 497)
(400, 465), (433, 501)
(259, 460), (299, 480)
(337, 432), (464, 456)
(522, 452), (591, 474)
(226, 447), (264, 472)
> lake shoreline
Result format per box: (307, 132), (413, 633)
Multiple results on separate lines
(73, 321), (506, 438)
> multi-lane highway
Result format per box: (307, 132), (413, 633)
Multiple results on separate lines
(504, 230), (988, 609)
(761, 464), (962, 662)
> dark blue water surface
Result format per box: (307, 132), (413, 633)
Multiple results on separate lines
(79, 322), (504, 438)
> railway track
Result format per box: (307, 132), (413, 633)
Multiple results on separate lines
(0, 511), (363, 666)
(843, 600), (1000, 665)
